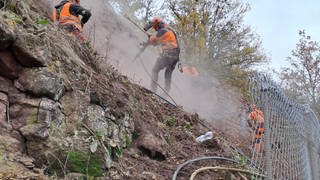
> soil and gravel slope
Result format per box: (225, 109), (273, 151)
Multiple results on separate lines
(71, 1), (253, 179)
(0, 0), (252, 179)
(78, 0), (250, 142)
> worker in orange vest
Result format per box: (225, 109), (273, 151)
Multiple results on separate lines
(247, 104), (265, 152)
(53, 0), (91, 41)
(143, 17), (180, 93)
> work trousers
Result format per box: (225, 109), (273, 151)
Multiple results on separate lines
(60, 25), (86, 41)
(151, 49), (179, 93)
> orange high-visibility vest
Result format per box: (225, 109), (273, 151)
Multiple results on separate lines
(150, 29), (178, 51)
(248, 108), (265, 139)
(53, 2), (82, 32)
(249, 109), (264, 124)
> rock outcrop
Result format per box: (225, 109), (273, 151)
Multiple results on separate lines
(0, 1), (248, 179)
(0, 1), (136, 178)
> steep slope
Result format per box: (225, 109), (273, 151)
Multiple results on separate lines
(79, 0), (249, 142)
(0, 0), (251, 179)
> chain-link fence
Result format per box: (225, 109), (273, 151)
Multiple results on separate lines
(248, 74), (320, 180)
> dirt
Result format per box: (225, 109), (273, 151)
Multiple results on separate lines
(55, 1), (253, 179)
(0, 0), (254, 179)
(68, 62), (252, 179)
(73, 2), (253, 178)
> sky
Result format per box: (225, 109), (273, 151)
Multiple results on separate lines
(243, 0), (320, 72)
(111, 0), (320, 72)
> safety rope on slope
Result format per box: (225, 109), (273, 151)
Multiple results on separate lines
(125, 13), (184, 100)
(172, 156), (239, 180)
(138, 56), (179, 107)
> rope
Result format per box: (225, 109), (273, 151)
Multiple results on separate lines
(138, 56), (178, 106)
(124, 14), (149, 36)
(172, 156), (238, 180)
(124, 13), (184, 96)
(143, 87), (177, 108)
(189, 166), (265, 180)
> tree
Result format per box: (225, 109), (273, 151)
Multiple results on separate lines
(280, 30), (320, 116)
(165, 0), (266, 70)
(165, 0), (266, 95)
(108, 0), (267, 95)
(108, 0), (164, 22)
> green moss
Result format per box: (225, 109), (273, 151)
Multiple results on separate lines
(113, 145), (122, 159)
(124, 134), (132, 147)
(67, 151), (103, 177)
(26, 109), (38, 124)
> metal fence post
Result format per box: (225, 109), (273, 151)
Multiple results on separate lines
(264, 104), (272, 180)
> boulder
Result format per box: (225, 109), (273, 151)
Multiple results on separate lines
(9, 96), (63, 131)
(20, 123), (49, 141)
(26, 140), (52, 166)
(0, 92), (8, 122)
(9, 94), (41, 130)
(60, 91), (90, 133)
(0, 76), (12, 93)
(0, 135), (24, 152)
(0, 16), (16, 50)
(136, 133), (167, 161)
(38, 98), (63, 126)
(0, 92), (12, 134)
(15, 68), (65, 101)
(0, 50), (22, 79)
(12, 33), (51, 67)
(85, 104), (107, 130)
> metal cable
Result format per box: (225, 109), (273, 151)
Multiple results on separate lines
(138, 56), (179, 106)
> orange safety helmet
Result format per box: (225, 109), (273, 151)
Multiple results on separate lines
(144, 17), (167, 31)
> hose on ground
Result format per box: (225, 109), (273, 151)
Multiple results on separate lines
(189, 166), (265, 180)
(172, 156), (238, 180)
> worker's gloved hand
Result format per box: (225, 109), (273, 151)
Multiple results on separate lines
(143, 21), (152, 31)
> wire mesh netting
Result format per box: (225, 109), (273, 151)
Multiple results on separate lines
(248, 74), (320, 180)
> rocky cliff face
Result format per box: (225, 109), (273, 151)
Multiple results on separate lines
(0, 0), (250, 179)
(0, 0), (140, 178)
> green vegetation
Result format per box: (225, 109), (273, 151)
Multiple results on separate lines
(165, 116), (177, 127)
(157, 122), (167, 130)
(232, 152), (248, 167)
(0, 10), (23, 25)
(125, 134), (132, 147)
(183, 121), (192, 130)
(67, 150), (103, 177)
(36, 18), (49, 25)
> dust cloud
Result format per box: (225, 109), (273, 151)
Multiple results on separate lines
(50, 0), (248, 139)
